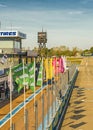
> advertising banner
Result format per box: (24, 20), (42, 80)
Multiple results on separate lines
(28, 62), (35, 92)
(12, 63), (29, 93)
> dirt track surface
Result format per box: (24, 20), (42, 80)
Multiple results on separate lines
(61, 57), (93, 130)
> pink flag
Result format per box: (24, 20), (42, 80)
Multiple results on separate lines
(58, 58), (64, 73)
(52, 57), (56, 75)
(52, 57), (65, 75)
(56, 57), (64, 73)
(62, 56), (67, 72)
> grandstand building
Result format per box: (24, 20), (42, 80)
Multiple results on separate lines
(0, 30), (27, 66)
(0, 30), (39, 100)
(0, 30), (26, 53)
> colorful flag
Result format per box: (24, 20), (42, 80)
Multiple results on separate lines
(36, 60), (43, 86)
(62, 56), (67, 72)
(58, 57), (64, 73)
(48, 58), (53, 79)
(28, 61), (35, 92)
(44, 58), (48, 80)
(12, 63), (29, 93)
(52, 57), (65, 75)
(8, 68), (13, 91)
(52, 57), (57, 75)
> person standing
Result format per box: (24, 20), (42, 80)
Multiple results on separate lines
(5, 85), (9, 99)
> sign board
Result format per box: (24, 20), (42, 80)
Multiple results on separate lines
(38, 32), (47, 43)
(0, 31), (26, 39)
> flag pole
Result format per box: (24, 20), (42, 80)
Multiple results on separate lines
(52, 57), (55, 114)
(9, 66), (12, 130)
(46, 57), (50, 125)
(23, 59), (26, 124)
(55, 57), (57, 112)
(56, 57), (59, 109)
(41, 57), (43, 96)
(52, 58), (55, 116)
(50, 58), (53, 117)
(41, 57), (44, 130)
(34, 57), (36, 112)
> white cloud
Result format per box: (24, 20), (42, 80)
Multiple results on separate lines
(6, 26), (22, 30)
(68, 11), (84, 15)
(0, 4), (7, 8)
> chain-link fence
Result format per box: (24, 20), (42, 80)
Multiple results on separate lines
(3, 64), (77, 130)
(68, 64), (77, 82)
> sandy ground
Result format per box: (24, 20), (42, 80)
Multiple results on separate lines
(61, 57), (93, 130)
(0, 84), (54, 130)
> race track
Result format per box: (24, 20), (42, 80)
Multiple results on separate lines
(61, 57), (93, 130)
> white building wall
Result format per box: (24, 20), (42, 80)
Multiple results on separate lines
(0, 41), (13, 48)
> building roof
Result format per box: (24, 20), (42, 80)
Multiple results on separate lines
(27, 50), (39, 57)
(0, 31), (26, 39)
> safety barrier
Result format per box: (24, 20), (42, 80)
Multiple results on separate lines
(46, 68), (78, 130)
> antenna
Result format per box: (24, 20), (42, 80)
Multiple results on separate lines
(42, 27), (43, 32)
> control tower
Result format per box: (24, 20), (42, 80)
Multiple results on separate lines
(38, 31), (47, 49)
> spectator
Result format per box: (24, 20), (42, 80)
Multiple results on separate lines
(1, 54), (8, 64)
(5, 86), (9, 99)
(59, 89), (62, 99)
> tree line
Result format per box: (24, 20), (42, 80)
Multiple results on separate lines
(33, 46), (93, 57)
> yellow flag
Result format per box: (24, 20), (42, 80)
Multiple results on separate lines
(48, 58), (53, 79)
(44, 58), (48, 80)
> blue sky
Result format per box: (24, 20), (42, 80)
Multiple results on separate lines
(0, 0), (93, 50)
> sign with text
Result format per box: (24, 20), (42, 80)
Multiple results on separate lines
(0, 31), (26, 39)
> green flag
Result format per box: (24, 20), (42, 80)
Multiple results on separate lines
(28, 61), (35, 92)
(12, 63), (29, 93)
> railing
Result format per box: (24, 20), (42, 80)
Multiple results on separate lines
(47, 65), (78, 130)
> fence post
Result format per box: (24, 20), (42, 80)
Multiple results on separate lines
(51, 84), (53, 117)
(42, 94), (44, 130)
(35, 100), (38, 130)
(47, 85), (49, 126)
(11, 123), (15, 130)
(25, 109), (28, 130)
(54, 81), (57, 112)
(60, 74), (62, 89)
(53, 83), (55, 116)
(68, 69), (69, 84)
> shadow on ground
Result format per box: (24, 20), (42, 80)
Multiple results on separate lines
(70, 122), (86, 128)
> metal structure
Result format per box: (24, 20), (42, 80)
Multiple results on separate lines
(38, 31), (47, 49)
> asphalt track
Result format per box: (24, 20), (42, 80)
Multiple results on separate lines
(61, 57), (93, 130)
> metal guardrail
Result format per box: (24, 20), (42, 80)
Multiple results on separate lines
(56, 69), (78, 130)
